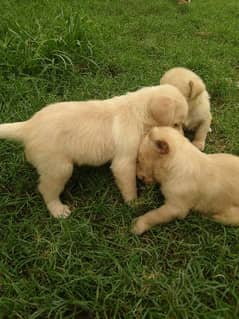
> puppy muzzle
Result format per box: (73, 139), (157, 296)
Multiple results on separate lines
(137, 172), (154, 184)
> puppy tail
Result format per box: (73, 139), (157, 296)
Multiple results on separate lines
(0, 121), (28, 141)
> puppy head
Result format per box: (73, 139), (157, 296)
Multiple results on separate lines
(160, 67), (206, 101)
(137, 127), (182, 183)
(148, 88), (188, 133)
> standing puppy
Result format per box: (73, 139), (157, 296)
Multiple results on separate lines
(0, 85), (188, 218)
(160, 67), (211, 150)
(133, 127), (239, 235)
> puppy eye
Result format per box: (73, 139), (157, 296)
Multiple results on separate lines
(173, 123), (179, 128)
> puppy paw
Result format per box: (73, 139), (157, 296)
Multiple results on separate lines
(49, 203), (72, 219)
(57, 205), (72, 218)
(131, 217), (148, 235)
(192, 140), (205, 151)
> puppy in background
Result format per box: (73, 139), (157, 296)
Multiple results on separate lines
(0, 85), (188, 218)
(160, 67), (211, 151)
(133, 127), (239, 235)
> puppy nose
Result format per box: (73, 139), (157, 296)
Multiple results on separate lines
(140, 175), (153, 184)
(144, 177), (153, 184)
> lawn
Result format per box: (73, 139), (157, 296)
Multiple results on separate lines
(0, 0), (239, 318)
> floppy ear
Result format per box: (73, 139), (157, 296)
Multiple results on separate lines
(149, 96), (176, 126)
(188, 79), (205, 99)
(149, 130), (170, 155)
(154, 140), (170, 154)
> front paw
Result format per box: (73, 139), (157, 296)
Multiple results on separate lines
(48, 203), (72, 219)
(131, 217), (148, 235)
(192, 140), (205, 151)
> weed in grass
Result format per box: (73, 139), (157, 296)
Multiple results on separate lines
(0, 12), (101, 80)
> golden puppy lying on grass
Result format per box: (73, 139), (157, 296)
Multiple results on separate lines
(160, 67), (212, 151)
(132, 127), (239, 235)
(0, 85), (188, 218)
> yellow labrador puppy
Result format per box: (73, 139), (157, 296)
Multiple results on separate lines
(160, 67), (211, 151)
(0, 85), (188, 218)
(133, 127), (239, 235)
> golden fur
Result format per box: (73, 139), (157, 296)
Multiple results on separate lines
(0, 85), (188, 218)
(133, 127), (239, 235)
(160, 67), (212, 150)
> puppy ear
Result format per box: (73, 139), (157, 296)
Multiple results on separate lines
(149, 96), (175, 126)
(154, 140), (170, 155)
(149, 130), (170, 155)
(189, 79), (205, 99)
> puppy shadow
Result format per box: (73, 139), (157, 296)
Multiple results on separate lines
(63, 164), (119, 205)
(62, 165), (163, 221)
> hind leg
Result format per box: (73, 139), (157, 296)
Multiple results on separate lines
(37, 160), (73, 218)
(212, 206), (239, 226)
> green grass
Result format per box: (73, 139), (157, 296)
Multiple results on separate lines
(1, 0), (239, 318)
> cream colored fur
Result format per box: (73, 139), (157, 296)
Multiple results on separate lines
(133, 127), (239, 235)
(0, 85), (188, 218)
(160, 67), (212, 151)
